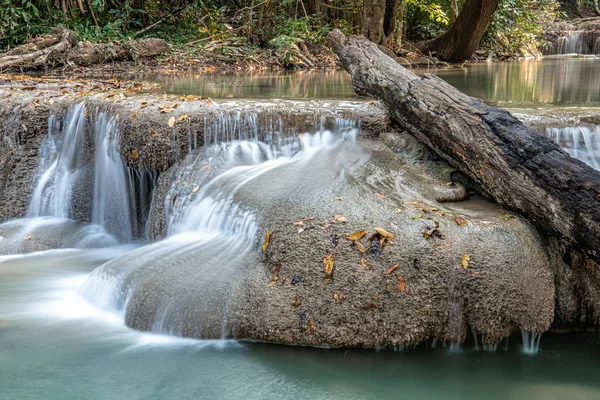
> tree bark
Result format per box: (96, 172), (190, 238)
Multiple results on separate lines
(595, 0), (600, 16)
(361, 0), (399, 47)
(328, 29), (600, 264)
(417, 0), (500, 62)
(306, 0), (322, 15)
(0, 30), (170, 71)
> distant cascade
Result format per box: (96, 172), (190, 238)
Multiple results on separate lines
(557, 31), (584, 54)
(521, 331), (542, 355)
(546, 126), (599, 171)
(28, 103), (157, 241)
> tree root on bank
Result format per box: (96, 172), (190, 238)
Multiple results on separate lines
(0, 29), (171, 72)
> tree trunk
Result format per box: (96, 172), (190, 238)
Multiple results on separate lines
(306, 0), (322, 15)
(417, 0), (500, 62)
(361, 0), (399, 47)
(595, 0), (600, 16)
(328, 29), (600, 264)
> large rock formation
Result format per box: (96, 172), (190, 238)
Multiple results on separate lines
(0, 77), (597, 349)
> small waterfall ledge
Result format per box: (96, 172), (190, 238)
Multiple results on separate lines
(543, 20), (600, 55)
(1, 81), (599, 351)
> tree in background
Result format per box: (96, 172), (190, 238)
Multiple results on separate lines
(417, 0), (501, 61)
(361, 0), (400, 46)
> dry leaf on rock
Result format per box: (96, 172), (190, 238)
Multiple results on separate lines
(462, 254), (470, 269)
(454, 215), (468, 227)
(397, 276), (406, 292)
(333, 215), (348, 223)
(349, 230), (368, 241)
(323, 253), (335, 283)
(262, 230), (272, 253)
(386, 264), (399, 275)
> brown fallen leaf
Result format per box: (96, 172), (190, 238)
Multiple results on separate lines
(360, 258), (367, 268)
(333, 293), (339, 301)
(349, 230), (368, 241)
(262, 230), (272, 253)
(267, 263), (281, 287)
(192, 185), (200, 193)
(454, 215), (469, 227)
(336, 197), (344, 201)
(22, 234), (34, 240)
(462, 254), (470, 270)
(386, 264), (399, 275)
(131, 149), (140, 160)
(292, 295), (301, 307)
(309, 320), (317, 332)
(201, 165), (210, 171)
(333, 215), (348, 223)
(354, 240), (366, 253)
(323, 253), (335, 283)
(177, 114), (188, 121)
(293, 221), (305, 227)
(130, 108), (141, 121)
(397, 276), (406, 292)
(374, 228), (394, 241)
(168, 116), (175, 128)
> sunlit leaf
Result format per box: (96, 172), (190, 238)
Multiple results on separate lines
(349, 230), (368, 241)
(262, 230), (272, 253)
(462, 254), (470, 269)
(323, 253), (335, 283)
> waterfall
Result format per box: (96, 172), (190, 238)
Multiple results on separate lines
(81, 116), (358, 337)
(521, 331), (542, 355)
(27, 103), (156, 241)
(28, 103), (87, 218)
(546, 126), (599, 171)
(557, 31), (584, 54)
(92, 111), (137, 242)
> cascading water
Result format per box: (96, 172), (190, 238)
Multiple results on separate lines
(92, 111), (138, 242)
(521, 331), (542, 355)
(557, 31), (584, 54)
(546, 126), (599, 171)
(24, 103), (156, 242)
(28, 103), (88, 218)
(81, 112), (358, 337)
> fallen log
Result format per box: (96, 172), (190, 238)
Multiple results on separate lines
(0, 29), (77, 71)
(328, 29), (600, 263)
(0, 29), (171, 71)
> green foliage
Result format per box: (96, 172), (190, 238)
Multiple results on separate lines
(484, 0), (561, 56)
(0, 0), (48, 49)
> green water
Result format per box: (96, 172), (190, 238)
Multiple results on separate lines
(116, 58), (600, 109)
(1, 249), (600, 400)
